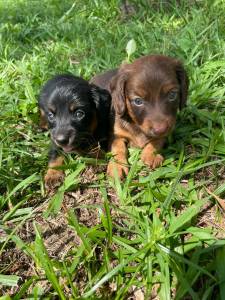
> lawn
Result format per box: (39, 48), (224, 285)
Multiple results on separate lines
(0, 0), (225, 299)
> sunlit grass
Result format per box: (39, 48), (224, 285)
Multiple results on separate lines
(0, 0), (225, 299)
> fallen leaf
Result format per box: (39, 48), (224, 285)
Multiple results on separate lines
(206, 188), (225, 211)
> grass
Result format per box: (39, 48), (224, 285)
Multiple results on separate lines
(0, 0), (225, 298)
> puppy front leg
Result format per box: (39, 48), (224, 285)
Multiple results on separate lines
(141, 139), (165, 169)
(44, 145), (64, 189)
(107, 137), (129, 179)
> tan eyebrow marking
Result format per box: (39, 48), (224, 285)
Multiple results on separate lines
(69, 102), (77, 112)
(162, 83), (179, 94)
(47, 104), (56, 113)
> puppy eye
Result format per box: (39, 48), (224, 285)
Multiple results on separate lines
(75, 109), (85, 120)
(132, 98), (144, 106)
(48, 112), (55, 122)
(168, 90), (178, 102)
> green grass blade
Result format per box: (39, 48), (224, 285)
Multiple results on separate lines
(169, 200), (205, 234)
(67, 209), (92, 254)
(172, 260), (199, 300)
(100, 185), (112, 245)
(0, 274), (20, 287)
(1, 173), (39, 209)
(162, 170), (183, 213)
(157, 253), (171, 300)
(13, 277), (38, 300)
(83, 243), (151, 298)
(157, 243), (216, 281)
(44, 163), (85, 217)
(33, 223), (66, 300)
(216, 246), (225, 299)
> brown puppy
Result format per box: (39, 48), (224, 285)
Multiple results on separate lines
(91, 55), (189, 178)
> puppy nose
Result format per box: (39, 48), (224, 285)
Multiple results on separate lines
(55, 134), (69, 146)
(152, 123), (168, 135)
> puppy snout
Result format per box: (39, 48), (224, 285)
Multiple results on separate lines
(53, 127), (76, 146)
(152, 123), (168, 135)
(55, 134), (69, 146)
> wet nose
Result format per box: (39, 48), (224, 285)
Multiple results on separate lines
(152, 123), (168, 135)
(55, 134), (69, 146)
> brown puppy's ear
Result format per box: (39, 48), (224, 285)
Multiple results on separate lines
(175, 61), (189, 109)
(110, 72), (127, 116)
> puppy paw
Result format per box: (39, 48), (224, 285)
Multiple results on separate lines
(44, 169), (64, 190)
(141, 152), (164, 169)
(107, 161), (129, 179)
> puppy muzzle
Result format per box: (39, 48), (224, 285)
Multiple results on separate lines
(51, 127), (76, 151)
(145, 122), (174, 139)
(51, 129), (95, 153)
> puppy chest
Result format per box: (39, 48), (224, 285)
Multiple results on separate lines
(114, 122), (149, 148)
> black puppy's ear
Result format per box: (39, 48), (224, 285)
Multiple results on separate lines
(175, 60), (189, 110)
(109, 72), (127, 116)
(90, 84), (111, 110)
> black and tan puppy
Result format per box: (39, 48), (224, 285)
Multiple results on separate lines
(91, 55), (189, 178)
(39, 74), (111, 187)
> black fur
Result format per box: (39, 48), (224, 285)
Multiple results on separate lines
(39, 74), (111, 163)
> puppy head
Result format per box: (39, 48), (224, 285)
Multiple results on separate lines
(110, 55), (189, 138)
(39, 74), (110, 153)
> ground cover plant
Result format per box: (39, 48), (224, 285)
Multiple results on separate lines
(0, 0), (225, 299)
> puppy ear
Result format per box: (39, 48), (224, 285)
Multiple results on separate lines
(109, 72), (127, 116)
(90, 84), (111, 110)
(175, 61), (189, 109)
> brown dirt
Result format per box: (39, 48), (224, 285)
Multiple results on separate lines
(0, 166), (122, 297)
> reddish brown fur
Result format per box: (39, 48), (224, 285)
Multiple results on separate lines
(39, 109), (48, 130)
(44, 156), (64, 188)
(91, 55), (189, 178)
